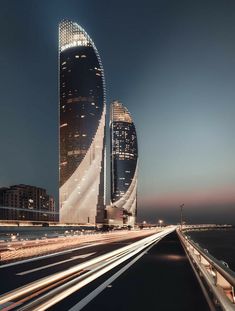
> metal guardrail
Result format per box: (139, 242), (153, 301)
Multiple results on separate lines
(177, 228), (235, 311)
(0, 227), (175, 311)
(183, 224), (232, 229)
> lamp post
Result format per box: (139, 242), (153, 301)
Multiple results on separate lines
(180, 204), (184, 230)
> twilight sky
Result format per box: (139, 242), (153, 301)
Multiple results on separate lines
(0, 0), (234, 224)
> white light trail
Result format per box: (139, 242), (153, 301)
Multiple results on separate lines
(0, 227), (175, 309)
(16, 253), (96, 276)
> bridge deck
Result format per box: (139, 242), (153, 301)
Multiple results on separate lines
(80, 231), (209, 311)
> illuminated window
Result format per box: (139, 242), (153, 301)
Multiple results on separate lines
(68, 150), (81, 155)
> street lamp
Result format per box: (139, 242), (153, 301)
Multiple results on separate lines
(180, 204), (184, 229)
(11, 234), (17, 241)
(158, 219), (163, 227)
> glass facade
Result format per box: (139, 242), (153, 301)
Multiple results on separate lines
(59, 20), (106, 224)
(110, 101), (138, 227)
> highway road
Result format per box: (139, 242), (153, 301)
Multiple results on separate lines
(0, 229), (158, 263)
(78, 231), (209, 311)
(0, 228), (210, 311)
(49, 231), (209, 311)
(0, 230), (161, 295)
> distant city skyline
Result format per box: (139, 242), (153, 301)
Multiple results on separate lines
(0, 0), (234, 224)
(0, 184), (56, 222)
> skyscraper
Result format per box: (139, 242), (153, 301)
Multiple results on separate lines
(110, 101), (138, 227)
(0, 184), (56, 222)
(59, 20), (106, 224)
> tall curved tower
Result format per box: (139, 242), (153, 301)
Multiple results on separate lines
(59, 20), (106, 224)
(110, 101), (138, 227)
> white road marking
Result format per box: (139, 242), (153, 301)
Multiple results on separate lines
(0, 244), (99, 269)
(68, 242), (158, 311)
(16, 253), (96, 276)
(0, 229), (175, 308)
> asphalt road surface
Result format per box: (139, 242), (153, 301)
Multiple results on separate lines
(0, 230), (210, 311)
(0, 230), (156, 295)
(48, 232), (209, 311)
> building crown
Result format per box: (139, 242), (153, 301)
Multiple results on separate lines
(111, 101), (133, 123)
